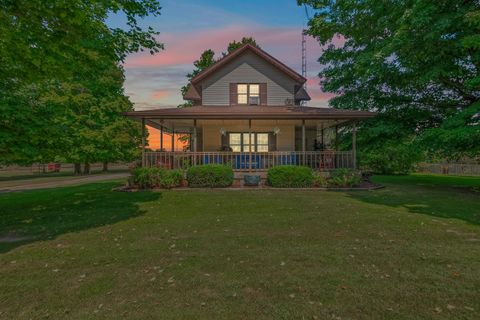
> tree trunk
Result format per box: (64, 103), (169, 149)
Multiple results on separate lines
(42, 163), (46, 174)
(102, 161), (108, 172)
(83, 162), (90, 175)
(74, 163), (82, 175)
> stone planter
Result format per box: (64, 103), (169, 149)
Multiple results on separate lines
(244, 174), (261, 186)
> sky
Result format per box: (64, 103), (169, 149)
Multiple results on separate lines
(108, 0), (333, 111)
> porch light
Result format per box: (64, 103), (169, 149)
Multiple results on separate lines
(220, 127), (226, 136)
(273, 127), (281, 135)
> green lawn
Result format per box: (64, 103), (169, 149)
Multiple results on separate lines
(0, 175), (479, 319)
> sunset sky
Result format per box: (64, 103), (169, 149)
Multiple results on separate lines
(108, 0), (335, 111)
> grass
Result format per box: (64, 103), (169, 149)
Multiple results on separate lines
(0, 175), (479, 319)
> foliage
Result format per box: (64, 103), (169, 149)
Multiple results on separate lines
(419, 102), (480, 160)
(224, 37), (259, 56)
(360, 142), (422, 175)
(159, 169), (184, 189)
(186, 164), (234, 188)
(0, 0), (162, 167)
(132, 167), (183, 189)
(179, 37), (260, 107)
(267, 166), (314, 188)
(300, 0), (480, 159)
(328, 169), (362, 188)
(312, 172), (328, 187)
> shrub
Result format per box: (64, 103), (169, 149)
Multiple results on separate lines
(132, 167), (183, 189)
(159, 169), (183, 189)
(186, 164), (234, 188)
(360, 143), (421, 175)
(328, 169), (361, 188)
(313, 172), (328, 187)
(267, 165), (314, 188)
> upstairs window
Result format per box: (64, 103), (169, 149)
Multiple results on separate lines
(237, 84), (260, 105)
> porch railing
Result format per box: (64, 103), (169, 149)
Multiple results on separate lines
(144, 151), (354, 171)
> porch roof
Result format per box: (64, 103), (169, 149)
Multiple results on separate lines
(123, 106), (376, 120)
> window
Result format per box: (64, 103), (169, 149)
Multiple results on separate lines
(256, 133), (269, 152)
(237, 84), (260, 105)
(229, 133), (242, 152)
(228, 132), (269, 152)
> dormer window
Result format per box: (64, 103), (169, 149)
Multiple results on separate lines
(237, 84), (260, 105)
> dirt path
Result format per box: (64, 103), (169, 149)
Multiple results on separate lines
(0, 172), (129, 193)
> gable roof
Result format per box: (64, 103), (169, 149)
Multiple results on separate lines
(184, 84), (201, 101)
(190, 44), (307, 85)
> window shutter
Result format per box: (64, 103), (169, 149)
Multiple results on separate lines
(260, 83), (267, 105)
(229, 83), (237, 106)
(268, 132), (277, 151)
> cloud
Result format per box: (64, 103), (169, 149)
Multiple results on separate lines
(151, 90), (170, 100)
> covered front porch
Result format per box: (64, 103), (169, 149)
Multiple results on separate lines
(124, 106), (375, 172)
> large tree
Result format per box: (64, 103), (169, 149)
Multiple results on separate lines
(299, 0), (480, 170)
(0, 0), (163, 169)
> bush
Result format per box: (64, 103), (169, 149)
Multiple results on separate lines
(328, 169), (361, 188)
(267, 166), (314, 188)
(132, 167), (183, 189)
(313, 172), (328, 187)
(360, 143), (421, 175)
(186, 164), (234, 188)
(159, 169), (183, 189)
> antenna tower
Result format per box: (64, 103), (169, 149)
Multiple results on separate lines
(301, 4), (310, 106)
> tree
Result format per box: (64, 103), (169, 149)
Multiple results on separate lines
(224, 37), (259, 56)
(0, 0), (163, 169)
(299, 0), (480, 170)
(179, 49), (216, 108)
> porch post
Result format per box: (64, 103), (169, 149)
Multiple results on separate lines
(302, 119), (306, 165)
(352, 121), (357, 169)
(171, 125), (175, 152)
(321, 124), (324, 149)
(141, 118), (146, 167)
(193, 119), (197, 166)
(160, 125), (164, 151)
(249, 119), (252, 172)
(335, 124), (339, 151)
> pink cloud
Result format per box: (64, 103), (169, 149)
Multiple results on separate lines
(151, 90), (170, 100)
(310, 90), (336, 102)
(124, 25), (327, 69)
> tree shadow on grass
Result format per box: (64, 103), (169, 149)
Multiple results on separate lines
(347, 175), (480, 225)
(0, 182), (161, 253)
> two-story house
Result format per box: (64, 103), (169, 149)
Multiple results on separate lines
(125, 44), (375, 171)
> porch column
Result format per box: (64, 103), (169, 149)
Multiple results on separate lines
(160, 125), (164, 151)
(193, 119), (197, 152)
(171, 125), (175, 152)
(193, 119), (197, 166)
(352, 121), (357, 169)
(249, 119), (252, 172)
(335, 124), (339, 151)
(302, 119), (306, 165)
(302, 119), (306, 152)
(321, 124), (324, 149)
(141, 118), (146, 167)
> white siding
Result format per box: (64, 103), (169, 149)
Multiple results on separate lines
(201, 52), (296, 106)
